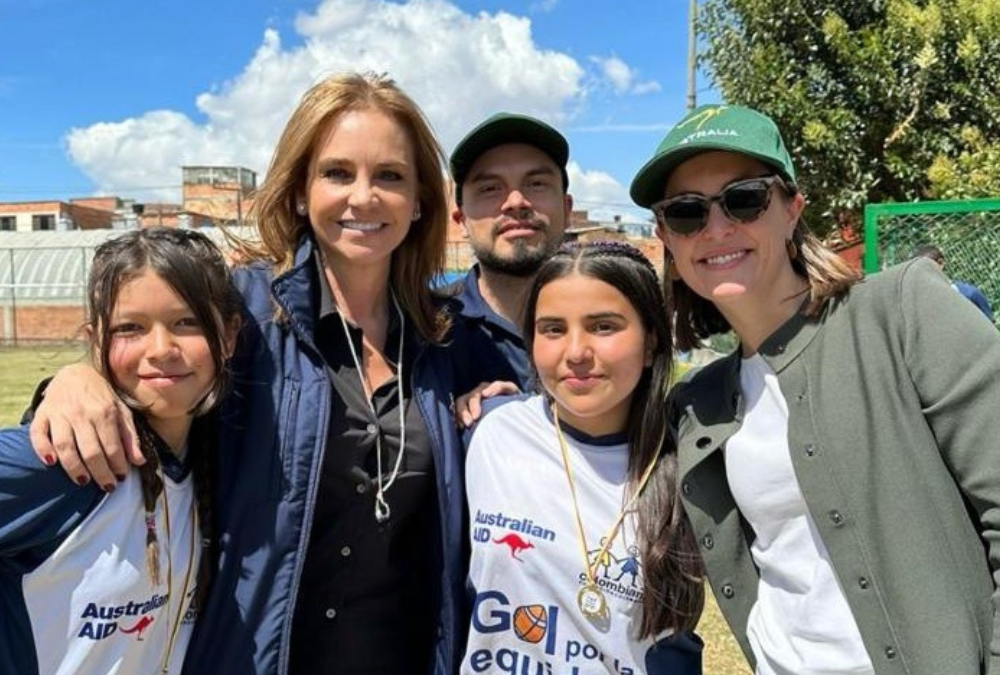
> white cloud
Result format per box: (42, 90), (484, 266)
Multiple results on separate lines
(566, 161), (645, 223)
(590, 55), (661, 96)
(65, 0), (650, 203)
(529, 0), (559, 12)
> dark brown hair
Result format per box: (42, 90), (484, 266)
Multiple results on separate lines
(87, 226), (241, 604)
(523, 240), (704, 635)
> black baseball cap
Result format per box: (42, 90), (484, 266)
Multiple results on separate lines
(450, 112), (569, 204)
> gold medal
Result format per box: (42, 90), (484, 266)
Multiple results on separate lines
(576, 583), (608, 619)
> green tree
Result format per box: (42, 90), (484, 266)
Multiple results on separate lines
(700, 0), (1000, 234)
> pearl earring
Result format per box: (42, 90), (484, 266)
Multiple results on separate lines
(412, 205), (421, 222)
(296, 202), (307, 216)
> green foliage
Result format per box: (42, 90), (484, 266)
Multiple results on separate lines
(700, 0), (1000, 235)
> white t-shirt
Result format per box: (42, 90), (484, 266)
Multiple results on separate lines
(725, 355), (873, 675)
(0, 423), (201, 675)
(463, 396), (681, 675)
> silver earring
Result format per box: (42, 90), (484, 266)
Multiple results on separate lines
(296, 201), (307, 216)
(412, 205), (421, 222)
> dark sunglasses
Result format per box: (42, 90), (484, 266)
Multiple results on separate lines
(651, 175), (790, 237)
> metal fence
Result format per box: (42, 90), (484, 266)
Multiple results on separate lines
(863, 198), (1000, 326)
(0, 235), (475, 345)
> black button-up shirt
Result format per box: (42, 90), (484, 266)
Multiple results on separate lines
(289, 259), (436, 674)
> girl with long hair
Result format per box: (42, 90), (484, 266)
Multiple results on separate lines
(462, 241), (704, 674)
(0, 227), (240, 675)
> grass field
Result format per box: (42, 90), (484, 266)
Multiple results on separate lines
(0, 344), (86, 427)
(0, 345), (750, 673)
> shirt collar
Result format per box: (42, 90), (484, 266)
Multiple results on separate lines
(313, 251), (403, 336)
(454, 265), (522, 337)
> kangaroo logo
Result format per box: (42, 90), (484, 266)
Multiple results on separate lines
(119, 615), (155, 641)
(494, 533), (535, 561)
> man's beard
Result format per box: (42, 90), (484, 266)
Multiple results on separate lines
(474, 237), (561, 277)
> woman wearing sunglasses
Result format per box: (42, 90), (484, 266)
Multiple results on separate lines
(630, 103), (1000, 675)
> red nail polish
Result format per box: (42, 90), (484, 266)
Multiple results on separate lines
(44, 455), (56, 466)
(76, 476), (89, 486)
(116, 474), (127, 483)
(102, 483), (116, 494)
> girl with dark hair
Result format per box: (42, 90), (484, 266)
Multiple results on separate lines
(462, 241), (704, 674)
(630, 103), (1000, 674)
(0, 227), (240, 675)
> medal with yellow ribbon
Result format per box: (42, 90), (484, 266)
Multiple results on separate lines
(552, 404), (660, 622)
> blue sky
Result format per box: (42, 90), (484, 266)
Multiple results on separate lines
(0, 0), (717, 221)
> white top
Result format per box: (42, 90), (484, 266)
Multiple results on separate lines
(20, 466), (200, 675)
(725, 355), (873, 675)
(462, 396), (677, 675)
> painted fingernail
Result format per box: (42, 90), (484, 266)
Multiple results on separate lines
(75, 475), (89, 486)
(43, 455), (56, 466)
(102, 483), (116, 494)
(116, 473), (127, 483)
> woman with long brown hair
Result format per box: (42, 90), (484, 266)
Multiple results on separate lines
(631, 103), (1000, 675)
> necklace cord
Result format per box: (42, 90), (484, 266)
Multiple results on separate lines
(157, 470), (199, 674)
(337, 293), (407, 523)
(553, 404), (661, 586)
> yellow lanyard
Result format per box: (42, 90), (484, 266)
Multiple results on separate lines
(553, 404), (659, 618)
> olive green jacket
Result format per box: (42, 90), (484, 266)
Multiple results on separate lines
(674, 259), (1000, 675)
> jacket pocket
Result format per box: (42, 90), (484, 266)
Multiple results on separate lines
(275, 377), (300, 502)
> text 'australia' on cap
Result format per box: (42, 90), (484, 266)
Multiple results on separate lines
(629, 104), (797, 208)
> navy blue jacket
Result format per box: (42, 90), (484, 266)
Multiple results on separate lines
(445, 266), (531, 392)
(182, 235), (467, 675)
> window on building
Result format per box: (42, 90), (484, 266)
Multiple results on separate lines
(0, 216), (14, 231)
(32, 214), (56, 231)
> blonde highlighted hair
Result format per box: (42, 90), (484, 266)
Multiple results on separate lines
(243, 72), (450, 342)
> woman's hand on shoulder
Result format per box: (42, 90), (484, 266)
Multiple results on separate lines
(454, 380), (520, 429)
(29, 363), (142, 491)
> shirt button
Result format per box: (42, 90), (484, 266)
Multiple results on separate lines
(696, 436), (712, 449)
(340, 546), (352, 557)
(885, 646), (896, 659)
(804, 443), (815, 457)
(720, 584), (734, 598)
(829, 511), (844, 526)
(355, 483), (367, 494)
(776, 344), (786, 354)
(325, 608), (337, 620)
(682, 481), (692, 495)
(366, 423), (377, 434)
(701, 534), (714, 550)
(858, 577), (870, 590)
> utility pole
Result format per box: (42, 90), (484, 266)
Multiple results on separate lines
(687, 0), (697, 111)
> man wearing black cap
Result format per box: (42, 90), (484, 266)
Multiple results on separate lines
(448, 112), (573, 390)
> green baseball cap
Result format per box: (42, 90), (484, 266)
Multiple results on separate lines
(450, 112), (569, 204)
(630, 104), (797, 208)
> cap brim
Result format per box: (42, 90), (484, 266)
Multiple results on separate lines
(450, 116), (569, 184)
(630, 144), (796, 208)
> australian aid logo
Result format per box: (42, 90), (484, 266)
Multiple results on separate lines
(472, 509), (557, 562)
(466, 590), (637, 675)
(76, 592), (168, 641)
